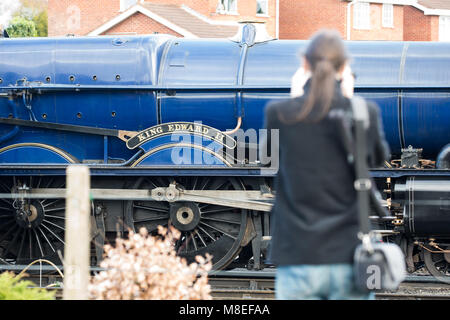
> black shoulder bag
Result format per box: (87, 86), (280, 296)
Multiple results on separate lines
(340, 96), (406, 292)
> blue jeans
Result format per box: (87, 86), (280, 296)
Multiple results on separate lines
(276, 264), (375, 300)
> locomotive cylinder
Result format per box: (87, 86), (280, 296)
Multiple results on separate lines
(393, 177), (450, 236)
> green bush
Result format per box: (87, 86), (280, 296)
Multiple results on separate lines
(6, 16), (38, 38)
(0, 272), (55, 300)
(32, 10), (48, 37)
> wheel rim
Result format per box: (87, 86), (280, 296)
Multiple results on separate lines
(423, 245), (450, 284)
(125, 177), (248, 270)
(0, 177), (66, 264)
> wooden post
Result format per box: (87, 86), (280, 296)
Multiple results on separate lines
(63, 165), (90, 300)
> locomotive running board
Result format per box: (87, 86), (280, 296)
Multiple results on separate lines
(0, 117), (137, 142)
(0, 118), (236, 148)
(1, 185), (275, 212)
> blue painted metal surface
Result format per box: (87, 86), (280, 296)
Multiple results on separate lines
(0, 35), (170, 163)
(0, 144), (75, 164)
(134, 146), (229, 167)
(0, 35), (449, 167)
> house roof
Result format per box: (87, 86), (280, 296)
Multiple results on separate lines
(140, 3), (238, 38)
(342, 0), (450, 15)
(418, 0), (450, 10)
(88, 2), (238, 38)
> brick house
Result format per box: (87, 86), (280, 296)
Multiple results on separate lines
(47, 0), (450, 41)
(280, 0), (450, 41)
(48, 0), (279, 38)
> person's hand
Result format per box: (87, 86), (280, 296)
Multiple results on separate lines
(290, 65), (311, 98)
(341, 64), (355, 98)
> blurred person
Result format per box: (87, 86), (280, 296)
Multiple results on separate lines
(263, 29), (390, 300)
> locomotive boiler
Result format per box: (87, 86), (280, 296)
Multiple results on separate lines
(0, 25), (449, 282)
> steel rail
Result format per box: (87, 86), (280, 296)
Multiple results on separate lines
(376, 292), (450, 300)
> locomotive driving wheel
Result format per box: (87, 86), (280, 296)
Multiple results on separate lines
(0, 177), (66, 265)
(423, 244), (450, 284)
(125, 177), (248, 270)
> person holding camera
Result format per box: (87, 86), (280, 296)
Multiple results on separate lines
(264, 29), (390, 300)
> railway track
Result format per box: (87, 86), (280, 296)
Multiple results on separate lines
(209, 275), (275, 300)
(211, 270), (450, 300)
(375, 277), (450, 300)
(8, 266), (450, 300)
(376, 292), (450, 300)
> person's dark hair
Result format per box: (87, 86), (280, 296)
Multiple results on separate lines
(280, 29), (349, 123)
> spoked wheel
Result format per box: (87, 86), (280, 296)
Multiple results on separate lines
(423, 244), (450, 284)
(0, 176), (66, 265)
(125, 177), (248, 270)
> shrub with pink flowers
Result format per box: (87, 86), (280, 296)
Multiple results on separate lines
(89, 226), (212, 300)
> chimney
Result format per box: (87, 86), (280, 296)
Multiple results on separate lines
(230, 21), (273, 46)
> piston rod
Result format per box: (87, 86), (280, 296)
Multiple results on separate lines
(0, 185), (389, 213)
(0, 186), (274, 212)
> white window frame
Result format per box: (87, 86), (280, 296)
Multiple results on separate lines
(256, 0), (269, 16)
(439, 16), (450, 42)
(353, 2), (371, 30)
(221, 0), (238, 14)
(120, 0), (137, 12)
(382, 3), (394, 28)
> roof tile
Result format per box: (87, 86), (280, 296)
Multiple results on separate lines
(140, 2), (238, 38)
(418, 0), (450, 10)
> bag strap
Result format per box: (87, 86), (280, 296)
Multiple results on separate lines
(351, 97), (372, 235)
(338, 96), (390, 237)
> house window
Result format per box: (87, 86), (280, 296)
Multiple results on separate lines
(382, 3), (394, 28)
(439, 16), (450, 41)
(353, 2), (370, 30)
(120, 0), (137, 12)
(257, 0), (268, 15)
(218, 0), (237, 14)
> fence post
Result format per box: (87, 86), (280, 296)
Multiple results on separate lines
(63, 165), (90, 300)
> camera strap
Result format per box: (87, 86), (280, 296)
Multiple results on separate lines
(337, 96), (385, 235)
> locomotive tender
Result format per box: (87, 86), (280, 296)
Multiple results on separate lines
(0, 25), (449, 281)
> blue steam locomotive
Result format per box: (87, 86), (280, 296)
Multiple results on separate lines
(0, 25), (449, 281)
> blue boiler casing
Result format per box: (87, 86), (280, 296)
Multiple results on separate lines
(0, 35), (449, 164)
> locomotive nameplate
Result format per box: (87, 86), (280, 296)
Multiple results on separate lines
(126, 122), (237, 150)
